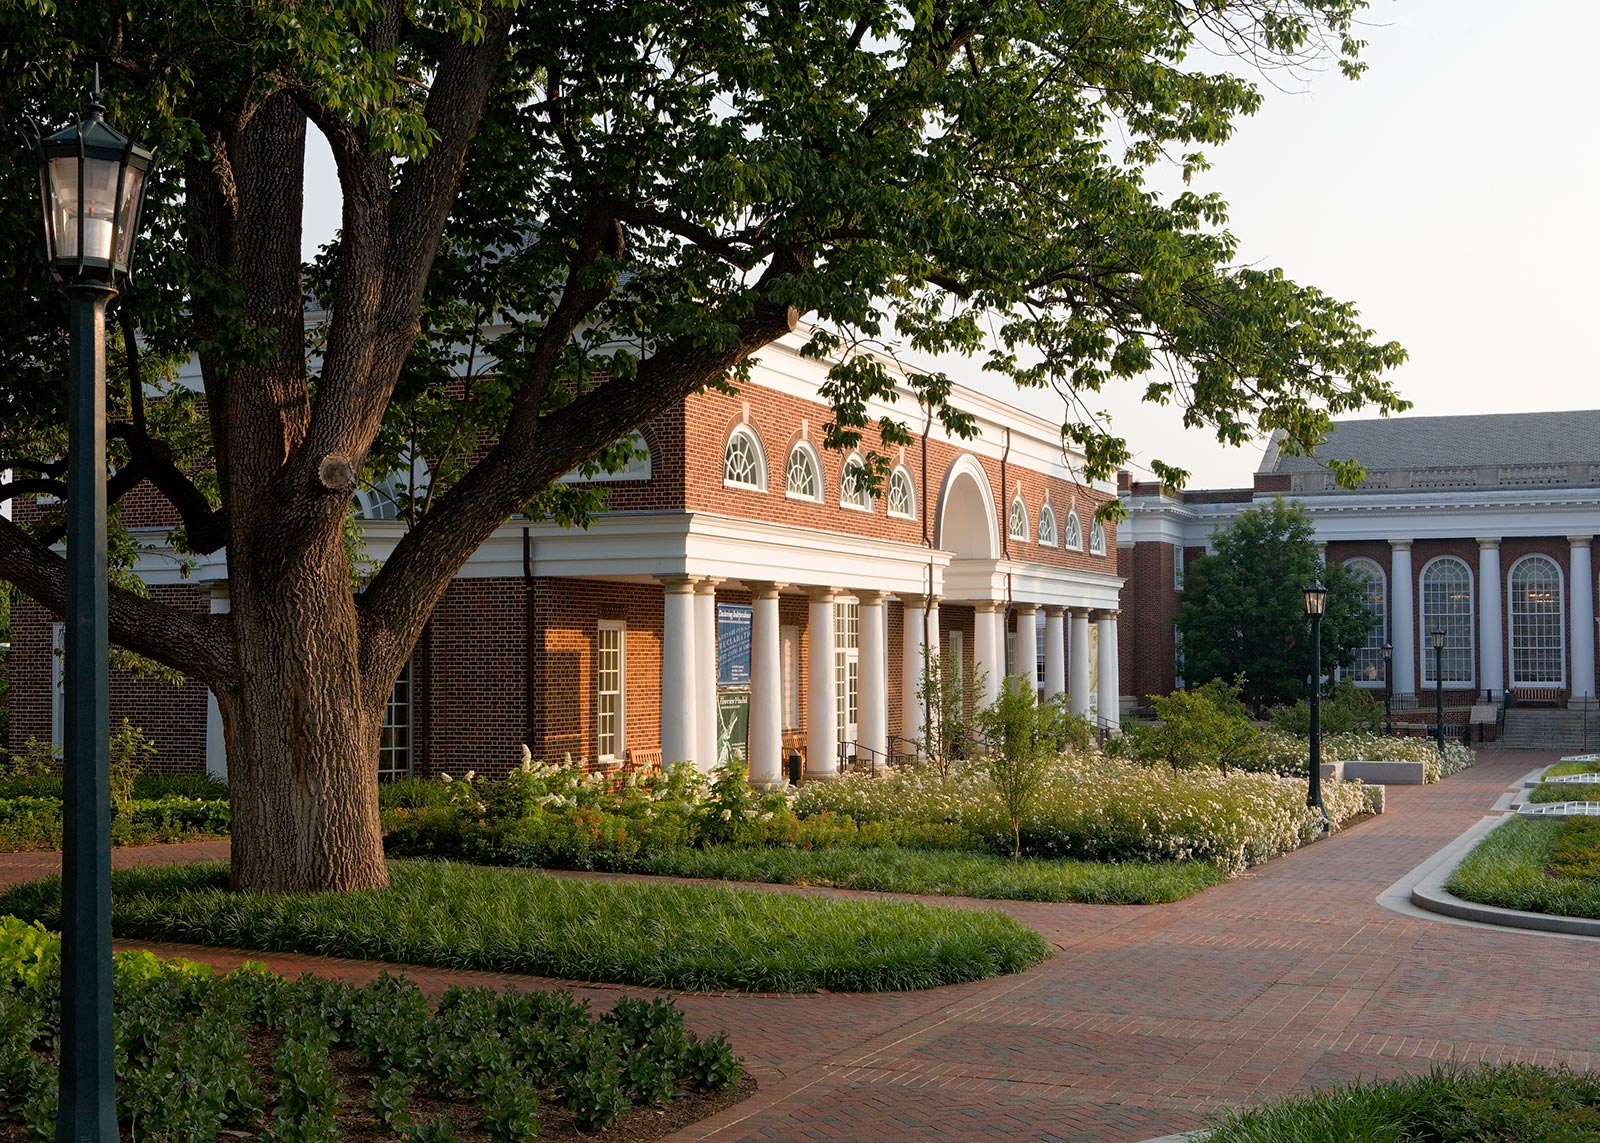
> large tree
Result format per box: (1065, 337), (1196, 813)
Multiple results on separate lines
(1177, 497), (1373, 710)
(0, 0), (1406, 892)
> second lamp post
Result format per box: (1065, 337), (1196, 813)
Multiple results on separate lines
(1431, 628), (1447, 753)
(1304, 581), (1327, 825)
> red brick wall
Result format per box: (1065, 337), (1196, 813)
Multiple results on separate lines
(7, 587), (208, 774)
(422, 577), (533, 778)
(1120, 541), (1180, 703)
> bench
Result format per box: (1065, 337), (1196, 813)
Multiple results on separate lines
(1320, 759), (1429, 785)
(1513, 687), (1564, 707)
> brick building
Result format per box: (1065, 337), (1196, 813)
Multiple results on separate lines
(1118, 410), (1600, 728)
(6, 330), (1125, 784)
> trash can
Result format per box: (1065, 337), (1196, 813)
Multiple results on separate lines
(785, 750), (803, 785)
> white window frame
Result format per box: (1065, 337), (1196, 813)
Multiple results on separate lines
(1344, 558), (1388, 688)
(1508, 554), (1566, 688)
(1420, 556), (1474, 686)
(1064, 511), (1083, 552)
(780, 625), (800, 729)
(1174, 546), (1185, 591)
(557, 431), (652, 484)
(596, 620), (626, 762)
(378, 660), (414, 781)
(948, 629), (964, 691)
(886, 466), (917, 520)
(1089, 518), (1107, 556)
(1034, 612), (1047, 689)
(723, 425), (768, 491)
(1037, 504), (1057, 548)
(784, 441), (822, 502)
(50, 622), (65, 752)
(840, 455), (873, 512)
(1008, 496), (1028, 542)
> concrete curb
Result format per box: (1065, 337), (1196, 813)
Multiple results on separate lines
(1406, 814), (1600, 939)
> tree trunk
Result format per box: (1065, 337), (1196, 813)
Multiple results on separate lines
(221, 530), (390, 894)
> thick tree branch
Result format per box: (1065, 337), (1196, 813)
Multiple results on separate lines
(106, 423), (228, 553)
(0, 478), (67, 503)
(0, 515), (236, 686)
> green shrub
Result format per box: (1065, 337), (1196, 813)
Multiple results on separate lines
(0, 794), (230, 850)
(1546, 818), (1600, 881)
(974, 677), (1062, 859)
(1267, 681), (1384, 736)
(0, 921), (741, 1139)
(1125, 678), (1262, 772)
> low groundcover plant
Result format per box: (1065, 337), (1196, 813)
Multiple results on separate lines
(0, 914), (744, 1142)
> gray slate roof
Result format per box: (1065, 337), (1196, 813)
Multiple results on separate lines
(1262, 410), (1600, 475)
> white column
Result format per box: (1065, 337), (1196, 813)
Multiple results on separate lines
(901, 593), (928, 748)
(1095, 610), (1119, 725)
(694, 578), (720, 770)
(1390, 540), (1416, 698)
(805, 586), (839, 778)
(973, 600), (1002, 708)
(926, 598), (941, 665)
(205, 583), (230, 780)
(1043, 606), (1066, 701)
(659, 576), (698, 767)
(1014, 603), (1039, 696)
(858, 591), (888, 765)
(1570, 536), (1596, 704)
(747, 582), (783, 786)
(1069, 607), (1091, 716)
(1477, 539), (1504, 701)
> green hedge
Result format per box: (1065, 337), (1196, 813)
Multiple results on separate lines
(0, 795), (230, 850)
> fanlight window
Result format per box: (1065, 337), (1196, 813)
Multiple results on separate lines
(841, 457), (872, 510)
(1089, 518), (1106, 556)
(1008, 497), (1028, 541)
(724, 426), (767, 490)
(557, 431), (652, 484)
(1037, 504), (1057, 547)
(887, 466), (916, 519)
(1344, 558), (1387, 684)
(1063, 511), (1083, 551)
(1510, 555), (1564, 687)
(785, 443), (821, 501)
(1420, 557), (1474, 685)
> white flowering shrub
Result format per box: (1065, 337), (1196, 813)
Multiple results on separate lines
(1249, 731), (1475, 783)
(797, 751), (1366, 875)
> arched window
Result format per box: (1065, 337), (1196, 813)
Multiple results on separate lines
(1089, 518), (1106, 556)
(1037, 504), (1057, 547)
(785, 442), (821, 501)
(1008, 496), (1028, 541)
(1063, 510), (1083, 551)
(1420, 556), (1474, 685)
(887, 466), (916, 519)
(1510, 554), (1565, 687)
(557, 431), (652, 484)
(1344, 558), (1387, 685)
(840, 455), (872, 510)
(355, 455), (431, 520)
(723, 425), (767, 491)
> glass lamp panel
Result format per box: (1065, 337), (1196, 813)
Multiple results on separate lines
(112, 165), (145, 269)
(46, 156), (81, 259)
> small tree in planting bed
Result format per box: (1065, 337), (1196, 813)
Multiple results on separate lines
(918, 649), (987, 778)
(975, 677), (1066, 860)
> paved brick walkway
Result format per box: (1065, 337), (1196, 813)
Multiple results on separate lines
(4, 750), (1596, 1142)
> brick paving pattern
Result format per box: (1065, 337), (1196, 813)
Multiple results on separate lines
(3, 749), (1596, 1141)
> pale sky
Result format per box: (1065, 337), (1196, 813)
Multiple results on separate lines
(303, 1), (1600, 490)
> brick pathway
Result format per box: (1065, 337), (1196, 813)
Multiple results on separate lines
(4, 750), (1595, 1142)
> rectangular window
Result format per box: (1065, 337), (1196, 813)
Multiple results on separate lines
(596, 621), (625, 761)
(834, 601), (860, 745)
(948, 629), (965, 691)
(1035, 614), (1047, 689)
(378, 660), (413, 782)
(1174, 547), (1185, 591)
(780, 625), (800, 729)
(1173, 624), (1185, 691)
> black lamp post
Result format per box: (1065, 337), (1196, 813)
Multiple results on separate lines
(22, 77), (157, 1143)
(1381, 642), (1393, 736)
(1304, 581), (1328, 826)
(1431, 628), (1447, 754)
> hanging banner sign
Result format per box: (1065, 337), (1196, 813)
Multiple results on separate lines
(717, 603), (752, 686)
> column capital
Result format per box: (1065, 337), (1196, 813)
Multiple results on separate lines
(694, 577), (723, 595)
(1013, 600), (1039, 614)
(855, 588), (886, 605)
(743, 579), (781, 599)
(1476, 537), (1501, 550)
(1568, 535), (1594, 549)
(972, 598), (1001, 614)
(1043, 604), (1067, 617)
(1068, 605), (1091, 619)
(656, 574), (698, 593)
(899, 592), (928, 609)
(803, 584), (839, 601)
(206, 580), (230, 605)
(1389, 539), (1412, 552)
(1092, 608), (1120, 622)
